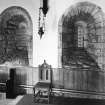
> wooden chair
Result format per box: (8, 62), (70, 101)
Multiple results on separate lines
(33, 60), (52, 104)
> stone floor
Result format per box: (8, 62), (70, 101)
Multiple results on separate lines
(0, 95), (23, 105)
(16, 94), (105, 105)
(1, 94), (105, 105)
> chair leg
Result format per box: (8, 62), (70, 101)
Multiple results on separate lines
(48, 90), (50, 104)
(33, 88), (36, 102)
(48, 88), (52, 104)
(50, 90), (54, 104)
(52, 92), (54, 104)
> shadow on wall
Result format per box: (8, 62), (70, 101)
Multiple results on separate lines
(58, 1), (105, 70)
(0, 6), (33, 66)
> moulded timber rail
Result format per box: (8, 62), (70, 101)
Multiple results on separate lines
(52, 88), (105, 96)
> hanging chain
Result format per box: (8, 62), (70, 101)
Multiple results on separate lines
(38, 0), (48, 38)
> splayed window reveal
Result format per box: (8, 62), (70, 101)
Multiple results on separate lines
(58, 2), (105, 70)
(0, 6), (33, 66)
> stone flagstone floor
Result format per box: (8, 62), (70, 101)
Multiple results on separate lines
(0, 95), (23, 105)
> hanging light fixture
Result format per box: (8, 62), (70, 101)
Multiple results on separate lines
(38, 0), (49, 39)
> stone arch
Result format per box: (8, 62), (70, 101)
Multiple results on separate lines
(0, 6), (33, 66)
(58, 2), (105, 70)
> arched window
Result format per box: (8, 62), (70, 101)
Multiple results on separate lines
(46, 70), (48, 80)
(77, 26), (84, 47)
(40, 69), (43, 80)
(75, 21), (87, 48)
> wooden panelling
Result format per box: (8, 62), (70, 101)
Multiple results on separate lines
(51, 68), (105, 94)
(69, 70), (74, 89)
(82, 70), (88, 91)
(0, 66), (9, 83)
(0, 66), (105, 98)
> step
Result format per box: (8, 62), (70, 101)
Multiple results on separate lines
(0, 92), (6, 100)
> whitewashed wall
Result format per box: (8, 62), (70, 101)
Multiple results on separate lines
(0, 0), (104, 67)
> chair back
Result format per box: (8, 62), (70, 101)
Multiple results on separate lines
(38, 60), (52, 83)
